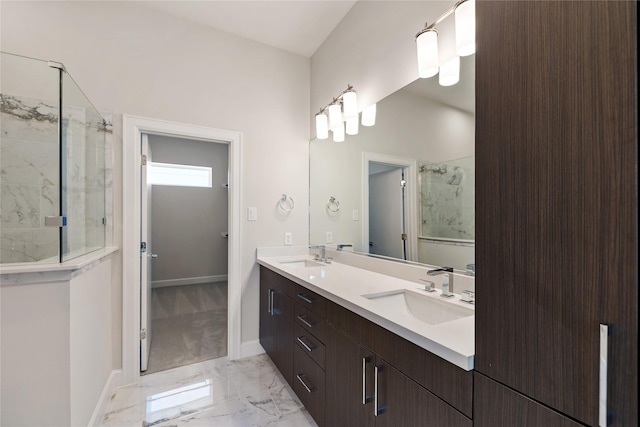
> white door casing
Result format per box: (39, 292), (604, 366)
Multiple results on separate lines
(122, 115), (242, 385)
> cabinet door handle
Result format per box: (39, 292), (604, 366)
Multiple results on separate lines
(297, 293), (315, 304)
(268, 289), (275, 315)
(362, 357), (372, 404)
(296, 336), (316, 352)
(297, 314), (316, 328)
(599, 324), (609, 427)
(296, 374), (315, 393)
(374, 365), (385, 416)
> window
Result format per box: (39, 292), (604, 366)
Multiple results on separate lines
(147, 162), (212, 188)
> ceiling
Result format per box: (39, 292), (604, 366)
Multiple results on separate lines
(138, 0), (474, 113)
(139, 0), (357, 58)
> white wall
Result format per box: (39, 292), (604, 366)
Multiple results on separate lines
(1, 0), (310, 364)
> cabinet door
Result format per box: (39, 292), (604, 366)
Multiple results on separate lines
(259, 278), (274, 356)
(326, 325), (374, 427)
(374, 360), (471, 427)
(271, 291), (294, 385)
(475, 1), (637, 425)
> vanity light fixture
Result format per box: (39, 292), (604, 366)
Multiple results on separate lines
(415, 0), (475, 86)
(315, 84), (371, 141)
(361, 103), (376, 127)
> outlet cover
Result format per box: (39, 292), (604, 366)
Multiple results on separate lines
(284, 232), (293, 246)
(326, 231), (333, 243)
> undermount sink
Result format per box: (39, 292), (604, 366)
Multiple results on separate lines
(362, 289), (474, 325)
(279, 259), (325, 268)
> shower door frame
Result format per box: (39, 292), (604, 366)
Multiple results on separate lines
(121, 115), (242, 385)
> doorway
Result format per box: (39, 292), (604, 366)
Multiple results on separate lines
(122, 115), (242, 385)
(362, 152), (418, 262)
(140, 134), (230, 374)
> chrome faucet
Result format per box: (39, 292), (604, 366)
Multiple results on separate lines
(336, 243), (353, 251)
(427, 267), (454, 298)
(309, 245), (326, 262)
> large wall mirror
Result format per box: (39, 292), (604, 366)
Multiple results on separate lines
(309, 55), (475, 272)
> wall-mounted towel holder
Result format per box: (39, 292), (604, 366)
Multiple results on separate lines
(278, 194), (294, 214)
(326, 196), (340, 213)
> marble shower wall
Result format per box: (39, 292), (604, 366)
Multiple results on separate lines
(0, 92), (111, 263)
(1, 94), (60, 263)
(419, 158), (475, 240)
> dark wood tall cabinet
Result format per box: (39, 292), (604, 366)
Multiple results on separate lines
(475, 2), (637, 426)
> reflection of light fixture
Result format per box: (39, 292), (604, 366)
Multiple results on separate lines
(315, 113), (328, 140)
(361, 104), (376, 127)
(415, 0), (474, 86)
(315, 85), (372, 140)
(332, 122), (345, 142)
(439, 56), (460, 86)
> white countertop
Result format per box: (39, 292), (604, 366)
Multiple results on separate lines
(257, 250), (475, 371)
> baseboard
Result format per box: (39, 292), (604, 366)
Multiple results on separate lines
(152, 275), (228, 288)
(88, 369), (122, 427)
(240, 340), (265, 359)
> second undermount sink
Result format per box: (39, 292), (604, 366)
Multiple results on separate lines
(279, 259), (325, 268)
(362, 289), (474, 325)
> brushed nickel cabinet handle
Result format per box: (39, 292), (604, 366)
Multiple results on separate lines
(296, 374), (315, 393)
(297, 314), (316, 328)
(374, 365), (385, 416)
(297, 293), (315, 304)
(599, 324), (609, 427)
(296, 336), (316, 352)
(362, 357), (372, 405)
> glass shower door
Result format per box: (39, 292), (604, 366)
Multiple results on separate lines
(0, 52), (60, 264)
(60, 71), (106, 262)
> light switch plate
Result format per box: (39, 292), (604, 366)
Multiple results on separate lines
(326, 231), (333, 243)
(248, 207), (257, 221)
(352, 209), (359, 221)
(284, 232), (293, 246)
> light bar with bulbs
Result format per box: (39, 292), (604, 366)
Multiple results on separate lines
(314, 85), (376, 141)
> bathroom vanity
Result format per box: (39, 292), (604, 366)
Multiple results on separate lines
(257, 249), (475, 427)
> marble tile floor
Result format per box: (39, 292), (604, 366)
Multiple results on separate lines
(101, 354), (318, 427)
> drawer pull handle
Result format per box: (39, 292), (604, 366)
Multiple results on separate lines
(297, 314), (316, 328)
(296, 336), (316, 352)
(268, 289), (275, 315)
(297, 293), (315, 304)
(362, 356), (372, 404)
(296, 374), (315, 393)
(599, 324), (609, 427)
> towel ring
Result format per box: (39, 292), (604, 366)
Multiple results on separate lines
(326, 196), (340, 213)
(278, 194), (294, 214)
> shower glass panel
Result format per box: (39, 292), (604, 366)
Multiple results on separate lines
(61, 71), (106, 262)
(0, 53), (60, 264)
(0, 51), (106, 264)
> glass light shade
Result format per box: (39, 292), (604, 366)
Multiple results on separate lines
(315, 113), (329, 139)
(346, 116), (359, 135)
(342, 91), (358, 120)
(332, 123), (345, 142)
(455, 0), (476, 56)
(439, 56), (460, 86)
(328, 104), (343, 130)
(361, 103), (376, 127)
(416, 29), (439, 78)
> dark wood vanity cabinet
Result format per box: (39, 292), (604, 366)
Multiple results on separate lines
(475, 1), (637, 426)
(259, 266), (294, 385)
(259, 266), (473, 427)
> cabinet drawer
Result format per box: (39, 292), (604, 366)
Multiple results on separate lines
(294, 303), (327, 343)
(293, 344), (326, 426)
(294, 322), (326, 369)
(295, 285), (327, 317)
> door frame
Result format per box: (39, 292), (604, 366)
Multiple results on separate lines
(122, 115), (242, 385)
(362, 152), (417, 262)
